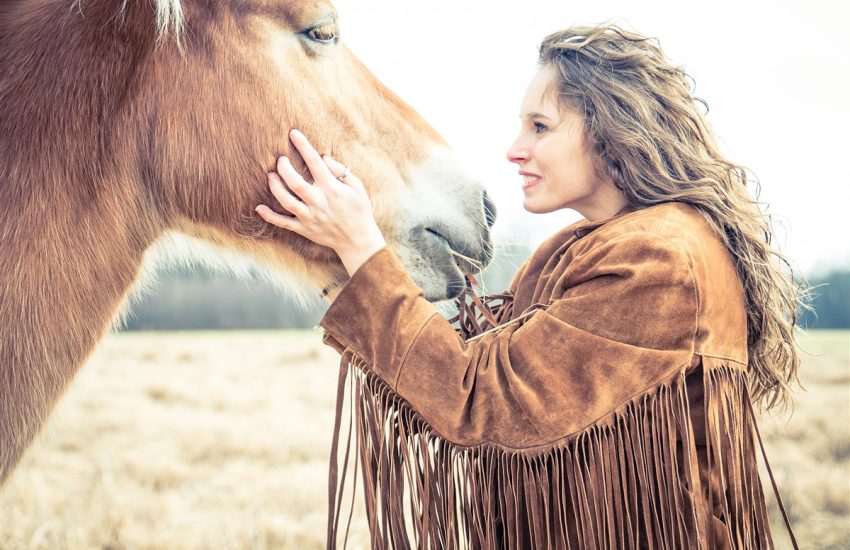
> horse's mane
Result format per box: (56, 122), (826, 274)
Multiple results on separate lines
(116, 0), (185, 41)
(147, 0), (184, 40)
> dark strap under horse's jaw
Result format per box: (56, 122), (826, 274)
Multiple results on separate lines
(321, 280), (345, 298)
(321, 271), (352, 299)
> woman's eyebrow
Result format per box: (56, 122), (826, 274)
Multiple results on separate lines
(522, 112), (553, 120)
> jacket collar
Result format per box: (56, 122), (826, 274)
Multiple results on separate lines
(572, 203), (641, 238)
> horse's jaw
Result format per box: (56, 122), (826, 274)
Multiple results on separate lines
(380, 148), (496, 302)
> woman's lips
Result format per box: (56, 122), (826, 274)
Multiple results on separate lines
(522, 175), (542, 189)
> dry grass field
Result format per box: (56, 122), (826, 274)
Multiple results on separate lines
(1, 330), (847, 549)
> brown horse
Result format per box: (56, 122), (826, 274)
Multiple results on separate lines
(0, 0), (495, 484)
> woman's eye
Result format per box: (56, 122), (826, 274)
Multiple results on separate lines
(533, 122), (548, 133)
(307, 25), (338, 43)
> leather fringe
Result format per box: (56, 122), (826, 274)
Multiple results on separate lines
(327, 355), (775, 549)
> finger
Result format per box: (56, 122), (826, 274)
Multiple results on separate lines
(276, 156), (319, 204)
(323, 155), (366, 192)
(254, 204), (305, 235)
(268, 172), (310, 218)
(322, 155), (348, 181)
(289, 129), (332, 187)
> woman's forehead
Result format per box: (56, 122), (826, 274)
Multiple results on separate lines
(520, 68), (560, 116)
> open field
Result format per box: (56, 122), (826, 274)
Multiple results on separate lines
(1, 330), (848, 549)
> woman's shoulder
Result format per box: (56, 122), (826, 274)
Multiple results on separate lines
(552, 201), (739, 295)
(568, 202), (742, 308)
(538, 202), (714, 251)
(605, 202), (710, 237)
(575, 202), (719, 257)
(518, 202), (730, 294)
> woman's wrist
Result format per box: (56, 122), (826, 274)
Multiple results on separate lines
(337, 231), (387, 277)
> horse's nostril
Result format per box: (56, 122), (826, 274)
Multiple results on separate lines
(483, 190), (497, 229)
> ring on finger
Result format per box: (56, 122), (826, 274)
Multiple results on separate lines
(337, 166), (352, 182)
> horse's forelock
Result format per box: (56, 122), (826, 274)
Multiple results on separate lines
(119, 0), (184, 42)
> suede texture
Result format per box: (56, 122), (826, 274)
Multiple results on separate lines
(320, 201), (768, 548)
(321, 202), (748, 447)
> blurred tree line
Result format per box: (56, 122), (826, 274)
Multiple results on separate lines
(122, 266), (325, 330)
(123, 246), (849, 331)
(798, 268), (850, 329)
(122, 243), (534, 331)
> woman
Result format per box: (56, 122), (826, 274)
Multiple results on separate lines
(256, 24), (803, 549)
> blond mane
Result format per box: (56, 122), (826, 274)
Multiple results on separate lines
(150, 0), (184, 40)
(73, 0), (185, 41)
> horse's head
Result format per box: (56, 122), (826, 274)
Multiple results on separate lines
(1, 0), (498, 485)
(122, 0), (495, 301)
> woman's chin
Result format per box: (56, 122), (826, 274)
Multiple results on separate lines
(523, 197), (546, 214)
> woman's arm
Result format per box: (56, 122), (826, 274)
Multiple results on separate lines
(254, 130), (698, 448)
(320, 230), (698, 448)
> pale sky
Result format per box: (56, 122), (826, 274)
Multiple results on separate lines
(334, 0), (850, 274)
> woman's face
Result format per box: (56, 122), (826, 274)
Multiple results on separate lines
(506, 66), (625, 220)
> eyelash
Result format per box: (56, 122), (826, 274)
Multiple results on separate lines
(533, 121), (548, 134)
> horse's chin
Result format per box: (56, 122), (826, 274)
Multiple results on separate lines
(406, 265), (466, 302)
(415, 260), (467, 303)
(398, 226), (490, 303)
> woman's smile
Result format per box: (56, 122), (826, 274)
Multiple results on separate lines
(521, 172), (542, 189)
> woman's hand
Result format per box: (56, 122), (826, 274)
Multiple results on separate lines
(255, 129), (386, 276)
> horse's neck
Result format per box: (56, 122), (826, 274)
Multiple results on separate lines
(0, 173), (158, 483)
(0, 0), (171, 485)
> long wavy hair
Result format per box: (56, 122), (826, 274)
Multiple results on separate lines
(539, 24), (809, 409)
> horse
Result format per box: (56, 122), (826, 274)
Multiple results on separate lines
(0, 0), (495, 484)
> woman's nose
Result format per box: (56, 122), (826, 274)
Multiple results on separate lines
(506, 135), (528, 165)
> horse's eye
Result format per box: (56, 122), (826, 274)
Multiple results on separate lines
(307, 24), (337, 43)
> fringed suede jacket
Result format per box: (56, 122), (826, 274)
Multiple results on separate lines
(320, 202), (781, 549)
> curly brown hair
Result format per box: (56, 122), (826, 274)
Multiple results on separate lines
(538, 24), (810, 409)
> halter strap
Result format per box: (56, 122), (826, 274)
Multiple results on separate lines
(321, 280), (345, 298)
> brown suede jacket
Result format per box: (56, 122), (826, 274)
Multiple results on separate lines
(321, 202), (747, 443)
(320, 202), (772, 549)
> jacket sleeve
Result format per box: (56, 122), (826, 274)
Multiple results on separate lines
(319, 231), (698, 448)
